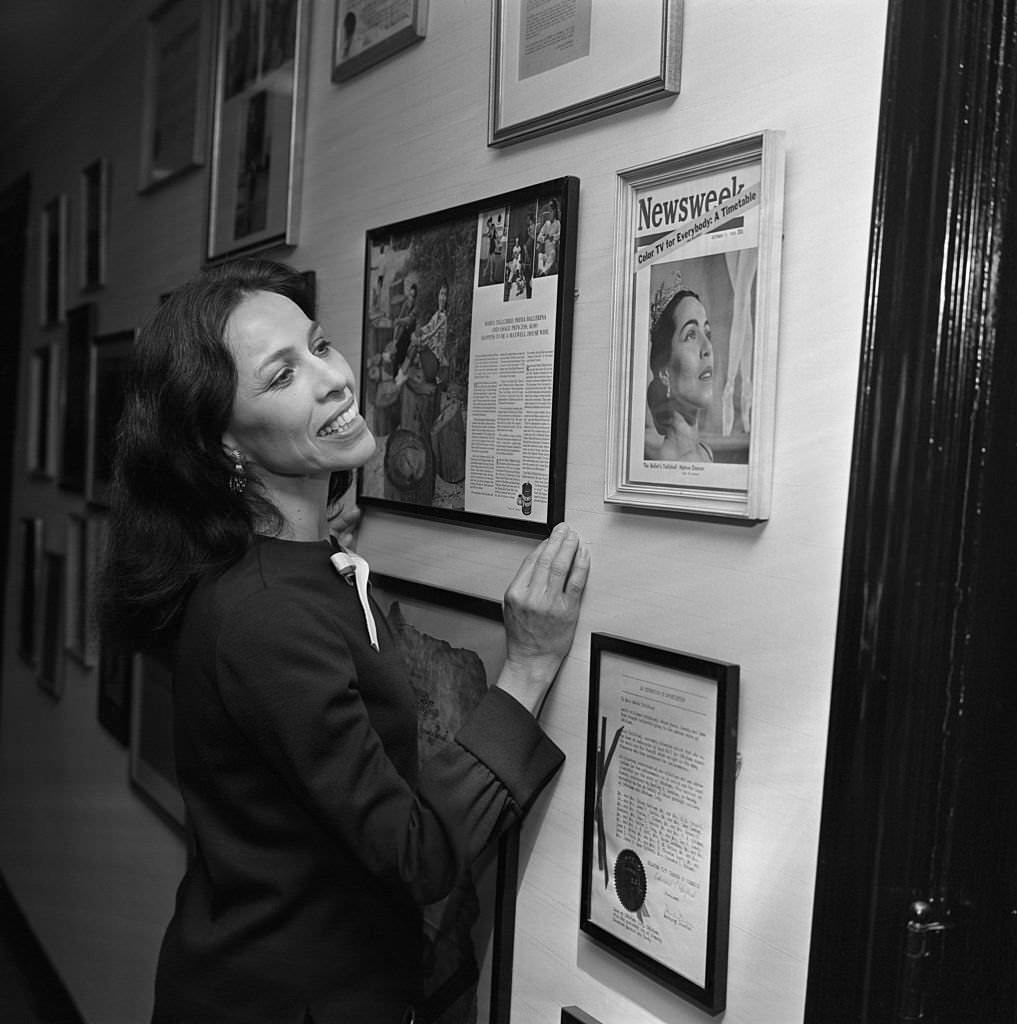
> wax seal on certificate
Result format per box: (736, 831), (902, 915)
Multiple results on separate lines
(614, 849), (647, 912)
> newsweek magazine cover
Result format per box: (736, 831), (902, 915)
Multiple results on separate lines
(627, 161), (762, 495)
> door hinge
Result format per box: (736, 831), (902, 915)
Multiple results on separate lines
(898, 899), (953, 1022)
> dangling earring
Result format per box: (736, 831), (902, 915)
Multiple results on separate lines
(228, 449), (246, 495)
(658, 372), (671, 400)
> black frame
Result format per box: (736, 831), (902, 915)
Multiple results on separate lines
(17, 517), (44, 667)
(357, 176), (579, 536)
(369, 572), (517, 1024)
(580, 634), (738, 1016)
(130, 647), (187, 833)
(87, 328), (136, 507)
(97, 639), (133, 746)
(80, 158), (109, 289)
(37, 550), (66, 699)
(561, 1009), (604, 1024)
(60, 302), (96, 493)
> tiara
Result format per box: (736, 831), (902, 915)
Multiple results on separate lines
(649, 267), (684, 331)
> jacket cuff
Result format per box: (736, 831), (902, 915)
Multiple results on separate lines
(456, 687), (565, 816)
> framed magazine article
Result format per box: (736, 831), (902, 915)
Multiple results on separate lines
(207, 0), (309, 260)
(139, 0), (213, 192)
(130, 647), (187, 832)
(488, 0), (683, 147)
(358, 176), (579, 535)
(369, 572), (517, 1024)
(580, 634), (738, 1016)
(332, 0), (428, 82)
(605, 131), (786, 520)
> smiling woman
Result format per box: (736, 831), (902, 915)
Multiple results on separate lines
(98, 258), (590, 1024)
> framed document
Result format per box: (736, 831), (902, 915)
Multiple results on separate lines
(207, 0), (309, 260)
(332, 0), (428, 81)
(139, 0), (213, 191)
(370, 573), (517, 1024)
(580, 634), (738, 1016)
(605, 131), (786, 520)
(489, 0), (683, 146)
(358, 176), (579, 535)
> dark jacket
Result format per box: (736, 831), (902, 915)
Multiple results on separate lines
(152, 537), (563, 1023)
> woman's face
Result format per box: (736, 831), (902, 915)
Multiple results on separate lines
(663, 294), (713, 412)
(437, 285), (448, 310)
(222, 291), (375, 479)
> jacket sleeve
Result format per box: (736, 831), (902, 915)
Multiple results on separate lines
(214, 585), (563, 904)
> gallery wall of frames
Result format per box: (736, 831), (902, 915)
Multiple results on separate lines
(0, 2), (889, 1022)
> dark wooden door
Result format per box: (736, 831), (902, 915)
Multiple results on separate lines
(806, 2), (1017, 1021)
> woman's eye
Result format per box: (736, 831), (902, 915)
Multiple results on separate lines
(313, 336), (332, 355)
(269, 367), (294, 389)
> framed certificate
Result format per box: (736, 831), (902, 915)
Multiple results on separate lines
(489, 0), (683, 146)
(580, 634), (738, 1016)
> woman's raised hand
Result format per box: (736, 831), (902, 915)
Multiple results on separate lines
(496, 522), (591, 717)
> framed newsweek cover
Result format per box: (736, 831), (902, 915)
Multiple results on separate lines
(358, 176), (579, 535)
(605, 131), (786, 520)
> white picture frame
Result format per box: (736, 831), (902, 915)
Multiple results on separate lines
(604, 131), (786, 520)
(489, 0), (683, 146)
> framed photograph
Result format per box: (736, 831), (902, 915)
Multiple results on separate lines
(580, 634), (739, 1016)
(60, 302), (96, 493)
(37, 551), (66, 699)
(604, 131), (786, 520)
(64, 513), (100, 667)
(79, 159), (110, 289)
(369, 573), (516, 1024)
(139, 0), (213, 191)
(207, 0), (309, 260)
(489, 0), (683, 147)
(332, 0), (428, 81)
(358, 176), (579, 535)
(18, 518), (44, 667)
(87, 329), (136, 507)
(27, 343), (60, 479)
(40, 194), (67, 325)
(97, 638), (134, 746)
(130, 647), (186, 831)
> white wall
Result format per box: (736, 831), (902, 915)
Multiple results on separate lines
(0, 2), (887, 1021)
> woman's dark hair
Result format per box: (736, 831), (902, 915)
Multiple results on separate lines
(100, 258), (351, 648)
(649, 288), (701, 375)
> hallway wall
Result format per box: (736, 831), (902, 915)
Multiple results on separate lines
(0, 2), (887, 1021)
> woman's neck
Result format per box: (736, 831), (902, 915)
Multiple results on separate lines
(257, 472), (331, 541)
